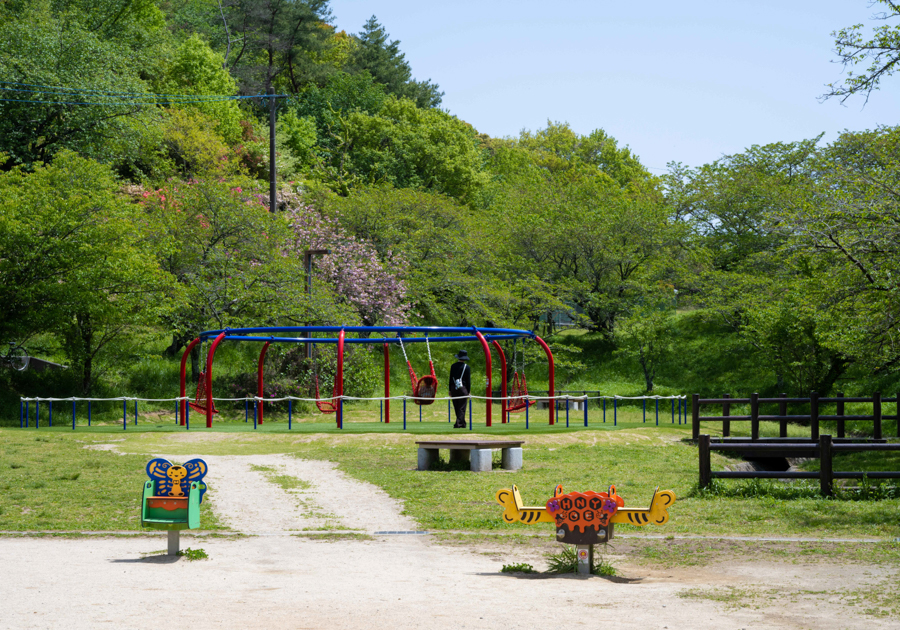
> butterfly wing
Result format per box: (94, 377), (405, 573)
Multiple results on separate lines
(146, 458), (173, 496)
(183, 459), (209, 502)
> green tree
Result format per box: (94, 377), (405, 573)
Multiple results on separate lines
(0, 152), (170, 391)
(142, 177), (309, 376)
(218, 0), (335, 92)
(0, 0), (167, 170)
(323, 186), (505, 326)
(154, 34), (243, 144)
(348, 16), (443, 108)
(824, 0), (900, 102)
(324, 97), (488, 200)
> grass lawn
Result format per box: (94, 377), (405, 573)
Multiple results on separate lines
(2, 419), (899, 540)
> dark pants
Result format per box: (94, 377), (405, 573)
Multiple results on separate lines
(452, 396), (468, 427)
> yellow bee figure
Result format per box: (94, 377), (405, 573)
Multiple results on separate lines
(146, 458), (208, 502)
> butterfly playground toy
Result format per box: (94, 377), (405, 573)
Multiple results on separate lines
(141, 458), (209, 555)
(495, 483), (676, 574)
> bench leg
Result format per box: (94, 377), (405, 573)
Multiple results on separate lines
(501, 447), (523, 471)
(167, 529), (180, 556)
(449, 449), (470, 466)
(470, 449), (492, 472)
(417, 447), (440, 471)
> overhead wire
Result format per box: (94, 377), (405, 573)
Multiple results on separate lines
(0, 80), (287, 105)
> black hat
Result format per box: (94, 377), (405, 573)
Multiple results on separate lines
(455, 350), (469, 361)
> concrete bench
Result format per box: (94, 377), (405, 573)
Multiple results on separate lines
(534, 398), (585, 411)
(416, 440), (524, 472)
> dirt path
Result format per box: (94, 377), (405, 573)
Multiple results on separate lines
(0, 453), (897, 629)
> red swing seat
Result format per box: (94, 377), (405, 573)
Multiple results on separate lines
(409, 361), (438, 406)
(314, 373), (339, 414)
(188, 370), (219, 415)
(506, 372), (534, 412)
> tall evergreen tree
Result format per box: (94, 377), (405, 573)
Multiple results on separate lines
(349, 16), (443, 108)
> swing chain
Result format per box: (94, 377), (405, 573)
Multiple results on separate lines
(397, 334), (410, 363)
(425, 336), (432, 363)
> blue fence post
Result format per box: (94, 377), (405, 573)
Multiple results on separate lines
(122, 398), (127, 431)
(419, 404), (422, 423)
(245, 399), (248, 423)
(584, 395), (588, 427)
(36, 399), (39, 428)
(339, 397), (344, 428)
(49, 400), (53, 427)
(253, 400), (257, 429)
(447, 399), (451, 423)
(468, 398), (472, 431)
(175, 399), (178, 425)
(642, 399), (646, 423)
(380, 399), (383, 423)
(525, 397), (529, 429)
(72, 399), (76, 430)
(565, 397), (570, 428)
(289, 399), (292, 430)
(403, 397), (407, 431)
(613, 398), (617, 426)
(655, 398), (659, 426)
(134, 400), (138, 426)
(185, 401), (189, 429)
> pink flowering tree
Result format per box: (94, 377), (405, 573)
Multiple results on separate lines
(284, 203), (412, 327)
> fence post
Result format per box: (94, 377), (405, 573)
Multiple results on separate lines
(722, 393), (731, 437)
(874, 391), (882, 440)
(819, 434), (833, 498)
(691, 394), (700, 440)
(655, 398), (659, 426)
(779, 392), (787, 438)
(810, 391), (819, 441)
(837, 392), (845, 439)
(699, 434), (711, 489)
(751, 393), (759, 441)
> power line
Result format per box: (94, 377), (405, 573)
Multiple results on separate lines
(0, 80), (288, 105)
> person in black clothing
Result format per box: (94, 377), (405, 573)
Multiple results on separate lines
(448, 350), (471, 428)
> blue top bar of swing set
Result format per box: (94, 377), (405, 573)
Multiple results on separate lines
(203, 333), (529, 345)
(197, 325), (536, 342)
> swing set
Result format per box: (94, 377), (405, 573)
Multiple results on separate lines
(178, 326), (555, 429)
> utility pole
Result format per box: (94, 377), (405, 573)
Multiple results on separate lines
(304, 249), (330, 357)
(268, 86), (277, 213)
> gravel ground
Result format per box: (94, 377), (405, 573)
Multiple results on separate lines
(0, 453), (896, 629)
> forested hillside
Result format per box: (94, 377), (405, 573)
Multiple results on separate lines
(2, 0), (900, 414)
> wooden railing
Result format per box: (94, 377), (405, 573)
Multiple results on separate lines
(698, 434), (900, 497)
(691, 392), (900, 441)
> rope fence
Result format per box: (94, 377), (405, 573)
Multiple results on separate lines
(17, 394), (688, 431)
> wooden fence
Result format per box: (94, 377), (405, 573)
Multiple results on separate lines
(698, 434), (900, 497)
(691, 392), (900, 441)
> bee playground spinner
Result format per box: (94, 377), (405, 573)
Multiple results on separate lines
(141, 458), (209, 555)
(495, 484), (676, 573)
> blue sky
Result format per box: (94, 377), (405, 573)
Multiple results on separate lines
(327, 0), (900, 172)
